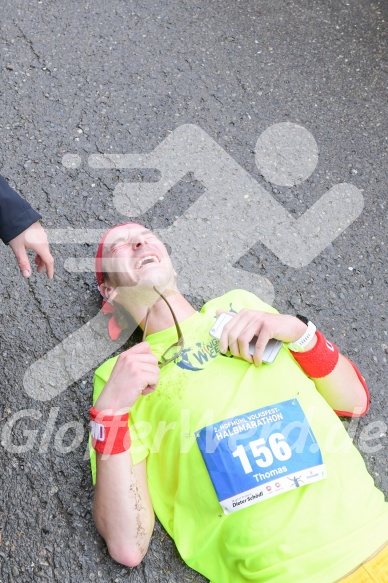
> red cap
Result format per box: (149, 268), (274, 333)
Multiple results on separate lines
(95, 222), (144, 340)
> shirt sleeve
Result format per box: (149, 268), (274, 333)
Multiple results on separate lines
(0, 173), (42, 244)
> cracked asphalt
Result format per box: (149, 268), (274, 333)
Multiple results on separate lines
(0, 0), (387, 581)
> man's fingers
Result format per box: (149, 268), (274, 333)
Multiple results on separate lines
(35, 254), (53, 276)
(14, 247), (31, 278)
(253, 333), (271, 367)
(141, 384), (157, 396)
(46, 258), (54, 278)
(238, 337), (254, 364)
(30, 245), (54, 278)
(35, 255), (44, 272)
(114, 343), (159, 370)
(36, 253), (53, 277)
(35, 245), (54, 278)
(9, 223), (55, 279)
(127, 341), (153, 355)
(139, 363), (160, 383)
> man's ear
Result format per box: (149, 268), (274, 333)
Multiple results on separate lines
(99, 282), (117, 302)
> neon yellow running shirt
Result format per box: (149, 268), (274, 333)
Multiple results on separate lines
(92, 290), (388, 583)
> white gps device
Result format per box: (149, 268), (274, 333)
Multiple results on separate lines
(210, 313), (283, 364)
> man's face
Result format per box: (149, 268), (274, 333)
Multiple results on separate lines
(101, 224), (176, 296)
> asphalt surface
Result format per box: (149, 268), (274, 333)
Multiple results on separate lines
(0, 0), (387, 581)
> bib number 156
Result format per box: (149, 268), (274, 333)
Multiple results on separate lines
(232, 433), (292, 474)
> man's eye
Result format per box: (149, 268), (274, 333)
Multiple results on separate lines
(111, 242), (127, 253)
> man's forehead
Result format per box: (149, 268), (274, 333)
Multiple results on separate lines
(104, 224), (152, 247)
(104, 225), (144, 244)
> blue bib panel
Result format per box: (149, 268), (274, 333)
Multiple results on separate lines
(196, 399), (326, 513)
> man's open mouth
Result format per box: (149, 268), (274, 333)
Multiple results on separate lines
(135, 255), (160, 269)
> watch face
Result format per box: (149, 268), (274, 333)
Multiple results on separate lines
(296, 314), (309, 325)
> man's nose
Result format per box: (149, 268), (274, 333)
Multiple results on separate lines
(132, 234), (146, 248)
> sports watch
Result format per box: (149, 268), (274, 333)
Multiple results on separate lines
(287, 315), (317, 352)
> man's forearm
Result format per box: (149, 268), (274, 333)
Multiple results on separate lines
(311, 353), (369, 416)
(287, 323), (369, 416)
(93, 452), (154, 567)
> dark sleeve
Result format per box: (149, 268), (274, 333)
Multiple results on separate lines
(0, 173), (42, 244)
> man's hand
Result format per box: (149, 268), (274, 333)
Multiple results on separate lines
(95, 342), (160, 413)
(9, 221), (54, 279)
(217, 309), (312, 366)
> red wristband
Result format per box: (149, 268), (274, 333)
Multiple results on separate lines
(290, 330), (339, 378)
(89, 407), (131, 455)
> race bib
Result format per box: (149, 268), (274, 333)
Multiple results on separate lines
(196, 399), (326, 514)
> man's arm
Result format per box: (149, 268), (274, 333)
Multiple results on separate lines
(310, 354), (368, 416)
(0, 174), (54, 278)
(92, 342), (159, 566)
(217, 309), (368, 416)
(0, 173), (41, 243)
(94, 453), (155, 566)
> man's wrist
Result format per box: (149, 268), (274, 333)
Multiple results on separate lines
(89, 407), (131, 456)
(287, 318), (317, 352)
(289, 330), (339, 378)
(94, 390), (129, 415)
(298, 332), (318, 352)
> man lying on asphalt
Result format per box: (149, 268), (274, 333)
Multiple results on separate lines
(89, 222), (388, 583)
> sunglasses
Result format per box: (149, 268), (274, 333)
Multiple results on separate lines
(142, 287), (184, 368)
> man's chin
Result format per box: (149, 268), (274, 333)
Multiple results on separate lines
(119, 272), (176, 296)
(142, 273), (176, 294)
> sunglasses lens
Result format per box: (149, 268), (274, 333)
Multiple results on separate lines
(160, 344), (182, 365)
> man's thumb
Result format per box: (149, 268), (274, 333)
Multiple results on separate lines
(15, 248), (31, 277)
